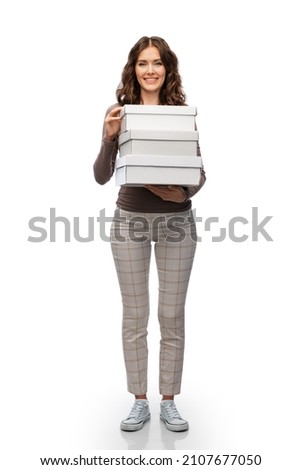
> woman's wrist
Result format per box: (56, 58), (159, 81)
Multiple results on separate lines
(103, 134), (116, 142)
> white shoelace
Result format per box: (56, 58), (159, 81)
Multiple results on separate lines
(163, 402), (182, 420)
(128, 401), (146, 419)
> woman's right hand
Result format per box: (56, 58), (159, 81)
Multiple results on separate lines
(104, 106), (122, 141)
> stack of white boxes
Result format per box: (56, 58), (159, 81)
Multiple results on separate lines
(115, 105), (202, 186)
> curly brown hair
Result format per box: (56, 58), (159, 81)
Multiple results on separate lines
(116, 36), (186, 106)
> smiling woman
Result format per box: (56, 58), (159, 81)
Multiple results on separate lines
(93, 36), (206, 434)
(135, 46), (166, 104)
(116, 36), (186, 107)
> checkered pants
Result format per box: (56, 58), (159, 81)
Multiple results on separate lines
(110, 207), (197, 396)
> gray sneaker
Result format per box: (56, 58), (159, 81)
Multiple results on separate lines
(120, 400), (151, 431)
(160, 400), (189, 431)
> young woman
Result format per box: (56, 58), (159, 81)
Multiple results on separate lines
(93, 36), (206, 432)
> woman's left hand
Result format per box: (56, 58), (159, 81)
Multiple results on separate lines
(144, 185), (187, 203)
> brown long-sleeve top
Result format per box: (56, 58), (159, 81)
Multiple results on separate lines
(93, 104), (206, 213)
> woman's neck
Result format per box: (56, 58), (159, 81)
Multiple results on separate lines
(140, 91), (160, 105)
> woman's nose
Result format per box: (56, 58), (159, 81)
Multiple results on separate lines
(146, 64), (154, 74)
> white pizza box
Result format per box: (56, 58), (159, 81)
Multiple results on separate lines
(115, 155), (202, 186)
(118, 129), (199, 157)
(120, 105), (197, 132)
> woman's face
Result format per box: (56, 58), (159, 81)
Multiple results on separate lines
(135, 46), (166, 98)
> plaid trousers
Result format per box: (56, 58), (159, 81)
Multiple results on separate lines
(110, 207), (197, 396)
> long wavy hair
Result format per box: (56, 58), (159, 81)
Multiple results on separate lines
(116, 36), (186, 106)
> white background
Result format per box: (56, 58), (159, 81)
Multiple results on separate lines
(0, 0), (300, 468)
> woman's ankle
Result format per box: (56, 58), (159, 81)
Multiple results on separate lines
(135, 394), (147, 400)
(162, 395), (174, 401)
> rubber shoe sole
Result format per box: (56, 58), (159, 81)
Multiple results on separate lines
(120, 413), (151, 431)
(160, 415), (189, 432)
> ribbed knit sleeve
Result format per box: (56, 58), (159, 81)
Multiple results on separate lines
(93, 104), (119, 185)
(93, 138), (118, 185)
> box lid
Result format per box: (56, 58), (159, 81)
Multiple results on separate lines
(120, 104), (197, 117)
(118, 129), (199, 145)
(115, 155), (202, 169)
